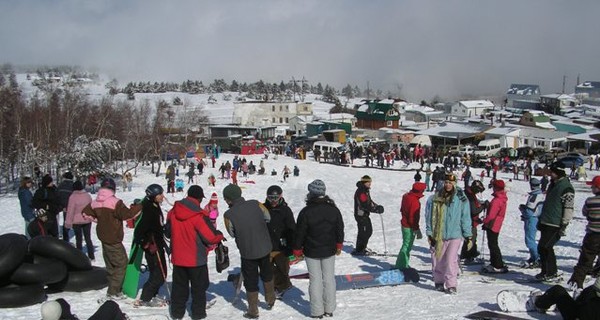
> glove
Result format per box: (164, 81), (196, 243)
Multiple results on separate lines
(336, 243), (343, 256)
(414, 229), (423, 240)
(292, 249), (303, 259)
(427, 236), (436, 248)
(559, 224), (568, 237)
(375, 205), (384, 214)
(483, 200), (490, 209)
(143, 241), (158, 254)
(482, 224), (488, 231)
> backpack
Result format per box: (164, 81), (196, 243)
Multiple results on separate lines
(215, 241), (229, 273)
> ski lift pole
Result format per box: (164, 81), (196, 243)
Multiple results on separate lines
(379, 214), (388, 255)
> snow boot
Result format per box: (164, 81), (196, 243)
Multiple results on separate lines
(264, 280), (276, 310)
(244, 291), (259, 319)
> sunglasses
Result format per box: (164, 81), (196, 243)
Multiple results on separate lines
(267, 194), (281, 201)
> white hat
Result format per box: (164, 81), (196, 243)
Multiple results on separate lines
(41, 300), (62, 320)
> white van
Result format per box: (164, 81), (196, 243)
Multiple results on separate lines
(312, 141), (345, 161)
(474, 139), (502, 158)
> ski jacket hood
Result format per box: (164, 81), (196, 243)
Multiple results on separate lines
(482, 190), (508, 233)
(91, 188), (119, 210)
(173, 197), (203, 221)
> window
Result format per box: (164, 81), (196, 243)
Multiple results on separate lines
(272, 117), (276, 123)
(285, 117), (289, 123)
(272, 106), (275, 112)
(280, 106), (283, 111)
(280, 117), (283, 123)
(286, 105), (289, 111)
(387, 121), (393, 127)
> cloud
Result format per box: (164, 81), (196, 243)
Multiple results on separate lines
(1, 0), (599, 100)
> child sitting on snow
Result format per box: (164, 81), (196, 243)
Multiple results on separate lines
(27, 209), (52, 238)
(175, 178), (185, 192)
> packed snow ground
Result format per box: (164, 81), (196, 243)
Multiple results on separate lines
(1, 153), (596, 320)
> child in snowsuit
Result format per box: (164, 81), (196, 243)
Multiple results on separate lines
(518, 178), (542, 268)
(175, 179), (185, 192)
(27, 209), (52, 238)
(204, 193), (219, 229)
(396, 182), (426, 269)
(208, 174), (216, 187)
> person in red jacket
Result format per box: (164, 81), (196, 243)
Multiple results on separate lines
(166, 185), (224, 320)
(396, 182), (427, 270)
(482, 179), (508, 273)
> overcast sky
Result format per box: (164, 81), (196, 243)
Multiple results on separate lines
(1, 0), (599, 100)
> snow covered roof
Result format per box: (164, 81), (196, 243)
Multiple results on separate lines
(567, 130), (600, 142)
(377, 99), (395, 104)
(577, 81), (600, 89)
(400, 103), (444, 115)
(507, 84), (540, 95)
(535, 122), (556, 130)
(485, 127), (520, 136)
(459, 100), (494, 109)
(519, 128), (566, 140)
(357, 104), (369, 112)
(291, 115), (315, 123)
(541, 93), (578, 101)
(316, 113), (355, 121)
(417, 122), (491, 139)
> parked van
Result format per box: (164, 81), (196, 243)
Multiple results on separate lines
(474, 139), (502, 158)
(312, 141), (345, 161)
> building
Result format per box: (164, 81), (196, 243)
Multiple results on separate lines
(519, 110), (555, 129)
(209, 124), (276, 140)
(232, 101), (313, 126)
(506, 84), (540, 108)
(355, 99), (401, 129)
(576, 81), (600, 98)
(540, 93), (578, 115)
(451, 100), (494, 118)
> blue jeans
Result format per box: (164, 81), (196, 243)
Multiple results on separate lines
(524, 216), (539, 262)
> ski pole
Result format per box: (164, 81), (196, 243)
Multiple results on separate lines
(379, 214), (388, 255)
(156, 250), (171, 302)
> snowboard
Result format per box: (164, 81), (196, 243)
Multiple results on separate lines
(123, 213), (145, 299)
(465, 310), (529, 320)
(497, 289), (542, 313)
(335, 268), (419, 291)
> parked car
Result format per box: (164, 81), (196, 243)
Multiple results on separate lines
(459, 145), (476, 157)
(562, 152), (589, 163)
(448, 146), (461, 156)
(557, 155), (585, 168)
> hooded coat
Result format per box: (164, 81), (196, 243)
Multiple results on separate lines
(482, 190), (508, 233)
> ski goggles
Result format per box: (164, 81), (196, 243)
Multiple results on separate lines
(267, 194), (281, 201)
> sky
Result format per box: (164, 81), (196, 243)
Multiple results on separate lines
(1, 0), (600, 101)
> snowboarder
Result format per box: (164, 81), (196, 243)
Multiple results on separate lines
(567, 175), (600, 289)
(425, 173), (471, 294)
(293, 165), (300, 177)
(396, 182), (426, 270)
(518, 178), (543, 268)
(263, 185), (296, 298)
(536, 161), (574, 282)
(186, 165), (195, 184)
(132, 184), (168, 307)
(351, 175), (384, 256)
(293, 179), (344, 319)
(482, 179), (509, 273)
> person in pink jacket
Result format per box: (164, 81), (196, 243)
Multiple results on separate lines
(482, 179), (508, 273)
(66, 180), (95, 260)
(203, 192), (220, 252)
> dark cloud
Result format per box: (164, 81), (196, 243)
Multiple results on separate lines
(1, 0), (599, 100)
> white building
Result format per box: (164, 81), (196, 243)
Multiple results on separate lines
(451, 100), (494, 118)
(232, 101), (313, 127)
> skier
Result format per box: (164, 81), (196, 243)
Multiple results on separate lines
(482, 179), (509, 273)
(32, 174), (60, 238)
(65, 181), (95, 261)
(567, 175), (600, 289)
(167, 185), (224, 320)
(396, 182), (426, 270)
(518, 178), (543, 268)
(536, 161), (574, 281)
(425, 173), (471, 294)
(293, 179), (344, 319)
(223, 184), (275, 319)
(351, 175), (384, 256)
(133, 184), (168, 307)
(82, 178), (142, 302)
(263, 185), (296, 298)
(460, 180), (487, 264)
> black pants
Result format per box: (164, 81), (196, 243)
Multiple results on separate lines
(535, 285), (600, 320)
(47, 217), (59, 238)
(241, 254), (273, 292)
(73, 223), (94, 260)
(460, 226), (478, 259)
(355, 214), (373, 252)
(538, 224), (561, 276)
(89, 300), (126, 320)
(61, 212), (70, 242)
(571, 233), (600, 287)
(140, 248), (166, 302)
(170, 265), (209, 320)
(486, 229), (504, 268)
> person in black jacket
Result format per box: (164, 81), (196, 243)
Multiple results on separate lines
(133, 184), (167, 307)
(352, 175), (383, 255)
(32, 174), (61, 238)
(293, 179), (344, 319)
(263, 185), (296, 298)
(57, 171), (74, 242)
(460, 180), (488, 263)
(532, 280), (600, 320)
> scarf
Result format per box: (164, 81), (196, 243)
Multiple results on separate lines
(431, 189), (455, 258)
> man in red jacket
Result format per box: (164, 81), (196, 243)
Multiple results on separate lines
(482, 179), (508, 273)
(167, 185), (224, 320)
(396, 182), (427, 270)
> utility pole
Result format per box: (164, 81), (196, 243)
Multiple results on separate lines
(300, 76), (308, 102)
(562, 75), (567, 94)
(577, 73), (580, 86)
(366, 81), (371, 100)
(290, 77), (298, 101)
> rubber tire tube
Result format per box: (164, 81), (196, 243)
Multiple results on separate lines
(29, 235), (91, 271)
(10, 260), (68, 285)
(0, 284), (46, 308)
(0, 233), (28, 279)
(47, 266), (108, 293)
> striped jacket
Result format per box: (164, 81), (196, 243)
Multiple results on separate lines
(582, 194), (600, 234)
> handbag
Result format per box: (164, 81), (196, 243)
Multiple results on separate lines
(215, 241), (230, 273)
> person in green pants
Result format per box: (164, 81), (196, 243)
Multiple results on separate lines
(396, 182), (427, 269)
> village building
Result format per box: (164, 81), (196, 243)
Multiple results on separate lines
(506, 84), (541, 109)
(450, 100), (494, 118)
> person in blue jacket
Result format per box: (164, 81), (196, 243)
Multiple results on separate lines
(518, 178), (543, 268)
(18, 176), (35, 238)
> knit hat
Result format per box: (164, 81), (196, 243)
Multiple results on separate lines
(412, 182), (427, 193)
(41, 174), (53, 187)
(100, 178), (116, 191)
(62, 171), (74, 180)
(360, 175), (372, 183)
(223, 184), (242, 201)
(550, 161), (566, 176)
(587, 176), (600, 189)
(493, 179), (505, 190)
(209, 192), (219, 204)
(308, 179), (326, 197)
(187, 185), (205, 201)
(73, 180), (84, 191)
(41, 300), (62, 320)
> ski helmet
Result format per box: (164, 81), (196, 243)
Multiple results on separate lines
(266, 185), (283, 202)
(470, 180), (485, 194)
(100, 178), (116, 191)
(145, 184), (164, 200)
